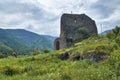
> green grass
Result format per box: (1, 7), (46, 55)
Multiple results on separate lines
(0, 36), (120, 80)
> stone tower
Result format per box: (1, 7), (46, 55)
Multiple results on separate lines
(54, 13), (98, 50)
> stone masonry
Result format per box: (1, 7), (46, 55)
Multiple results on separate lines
(54, 13), (98, 50)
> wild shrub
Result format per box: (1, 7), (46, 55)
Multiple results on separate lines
(0, 53), (5, 58)
(106, 32), (115, 41)
(3, 66), (20, 76)
(115, 36), (120, 46)
(31, 50), (40, 55)
(95, 45), (113, 54)
(112, 26), (120, 37)
(44, 49), (50, 53)
(23, 65), (32, 73)
(106, 26), (120, 41)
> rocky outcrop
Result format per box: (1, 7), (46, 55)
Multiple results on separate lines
(59, 51), (108, 62)
(72, 54), (83, 60)
(83, 52), (108, 62)
(59, 52), (69, 60)
(54, 13), (98, 50)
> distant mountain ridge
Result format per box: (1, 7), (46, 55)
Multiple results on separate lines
(0, 28), (56, 55)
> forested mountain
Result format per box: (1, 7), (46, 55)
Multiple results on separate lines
(0, 29), (56, 55)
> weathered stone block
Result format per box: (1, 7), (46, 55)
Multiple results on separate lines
(54, 13), (98, 50)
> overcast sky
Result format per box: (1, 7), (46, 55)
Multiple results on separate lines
(0, 0), (120, 36)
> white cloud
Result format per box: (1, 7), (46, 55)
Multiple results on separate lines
(0, 0), (120, 36)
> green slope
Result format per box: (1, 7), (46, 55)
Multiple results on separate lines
(6, 29), (55, 50)
(0, 29), (55, 55)
(0, 34), (120, 80)
(0, 26), (119, 80)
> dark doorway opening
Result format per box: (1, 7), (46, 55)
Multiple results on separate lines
(56, 41), (60, 50)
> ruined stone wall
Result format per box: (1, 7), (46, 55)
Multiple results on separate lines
(54, 13), (98, 50)
(54, 38), (60, 50)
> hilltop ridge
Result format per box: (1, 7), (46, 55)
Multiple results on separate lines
(0, 28), (56, 55)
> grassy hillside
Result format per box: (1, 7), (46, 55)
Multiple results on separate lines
(0, 35), (120, 80)
(0, 26), (120, 80)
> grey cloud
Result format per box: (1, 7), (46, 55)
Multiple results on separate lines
(0, 2), (36, 13)
(0, 0), (58, 22)
(0, 0), (60, 30)
(90, 0), (120, 19)
(0, 0), (120, 36)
